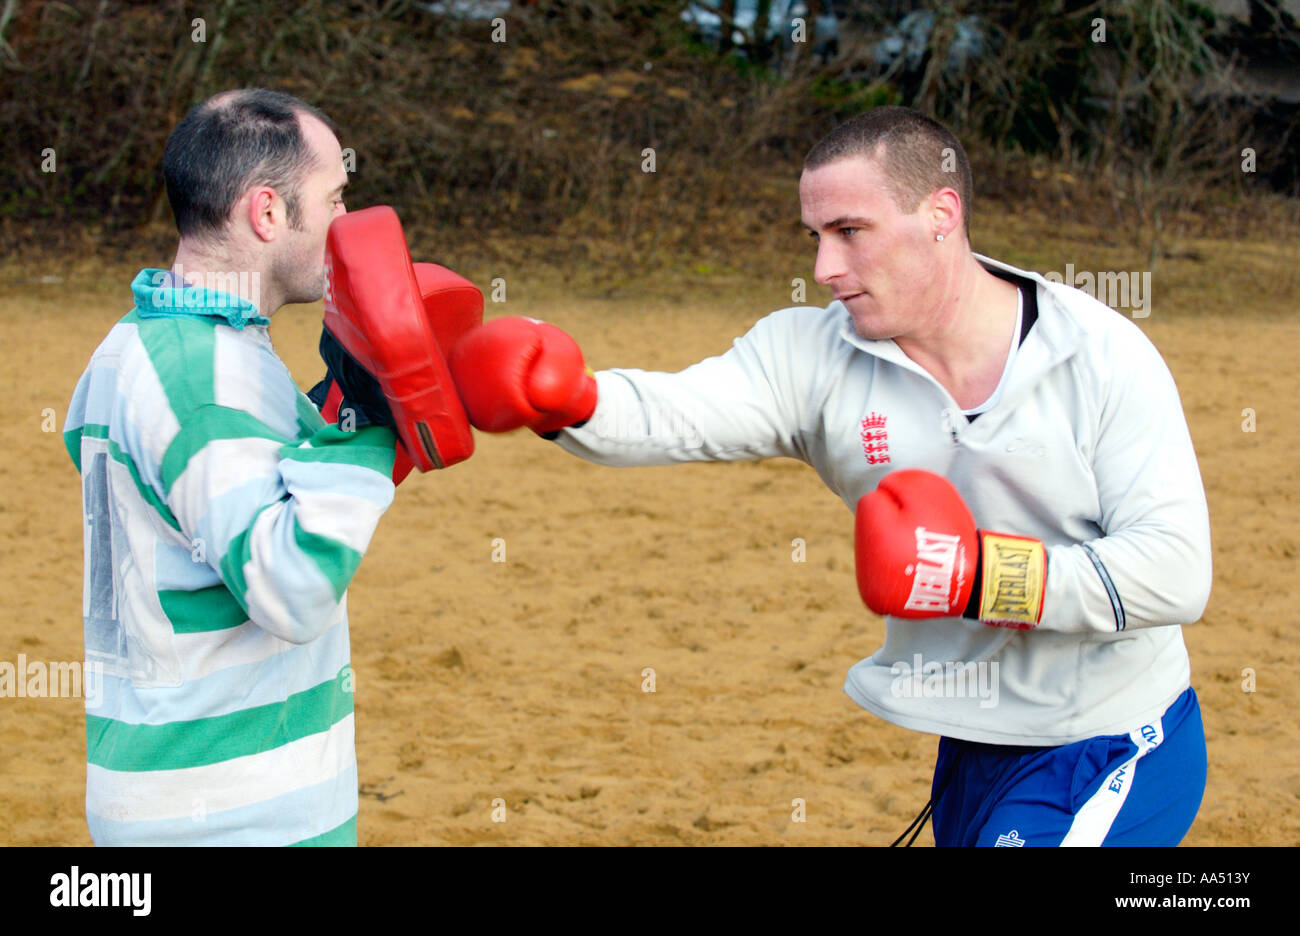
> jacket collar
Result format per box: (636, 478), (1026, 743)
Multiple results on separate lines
(130, 269), (269, 329)
(835, 254), (1088, 396)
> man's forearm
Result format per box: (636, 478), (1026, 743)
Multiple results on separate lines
(553, 367), (803, 466)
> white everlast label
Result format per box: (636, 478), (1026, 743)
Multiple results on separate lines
(903, 527), (963, 614)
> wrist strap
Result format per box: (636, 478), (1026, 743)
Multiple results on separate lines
(976, 532), (1046, 628)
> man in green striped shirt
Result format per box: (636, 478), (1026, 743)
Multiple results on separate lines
(64, 89), (397, 845)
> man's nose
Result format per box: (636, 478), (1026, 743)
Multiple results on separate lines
(813, 242), (843, 285)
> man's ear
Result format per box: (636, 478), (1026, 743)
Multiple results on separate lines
(930, 187), (961, 240)
(246, 186), (279, 242)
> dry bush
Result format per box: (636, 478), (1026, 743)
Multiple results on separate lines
(0, 0), (826, 273)
(0, 0), (1294, 274)
(811, 1), (1294, 259)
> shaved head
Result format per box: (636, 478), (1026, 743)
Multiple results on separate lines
(805, 107), (973, 239)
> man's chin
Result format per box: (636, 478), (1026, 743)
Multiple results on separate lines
(851, 321), (894, 342)
(843, 300), (895, 341)
(282, 276), (326, 308)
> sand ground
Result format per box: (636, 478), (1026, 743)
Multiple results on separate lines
(1, 252), (1296, 846)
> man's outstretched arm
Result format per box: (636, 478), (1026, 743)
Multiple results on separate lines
(450, 309), (832, 466)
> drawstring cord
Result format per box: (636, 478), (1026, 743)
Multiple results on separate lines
(891, 741), (962, 847)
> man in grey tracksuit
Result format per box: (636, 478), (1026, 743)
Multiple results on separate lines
(450, 106), (1212, 846)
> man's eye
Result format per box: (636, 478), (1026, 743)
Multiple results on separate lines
(807, 231), (819, 242)
(840, 227), (858, 238)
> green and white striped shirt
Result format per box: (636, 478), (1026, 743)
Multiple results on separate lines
(64, 269), (396, 845)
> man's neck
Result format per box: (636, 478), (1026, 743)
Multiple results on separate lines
(170, 241), (276, 315)
(895, 254), (1021, 409)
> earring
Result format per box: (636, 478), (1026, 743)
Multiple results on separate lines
(936, 234), (944, 242)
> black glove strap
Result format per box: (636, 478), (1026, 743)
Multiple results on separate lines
(318, 327), (396, 430)
(306, 377), (331, 410)
(538, 417), (588, 442)
(962, 538), (983, 620)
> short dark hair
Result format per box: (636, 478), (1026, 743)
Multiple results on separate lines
(162, 88), (337, 239)
(804, 106), (973, 239)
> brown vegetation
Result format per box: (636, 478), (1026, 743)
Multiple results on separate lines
(1, 1), (1296, 277)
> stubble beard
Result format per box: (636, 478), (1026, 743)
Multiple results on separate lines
(845, 295), (898, 342)
(273, 233), (327, 308)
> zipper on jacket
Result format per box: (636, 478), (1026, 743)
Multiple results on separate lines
(940, 406), (962, 444)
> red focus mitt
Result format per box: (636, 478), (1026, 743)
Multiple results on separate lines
(413, 261), (484, 361)
(319, 206), (478, 475)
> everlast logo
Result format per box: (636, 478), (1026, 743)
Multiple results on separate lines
(903, 527), (964, 614)
(988, 541), (1034, 619)
(977, 533), (1046, 628)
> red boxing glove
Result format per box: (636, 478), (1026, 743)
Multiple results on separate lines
(854, 469), (1046, 629)
(448, 317), (597, 435)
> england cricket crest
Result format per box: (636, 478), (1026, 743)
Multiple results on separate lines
(860, 412), (891, 465)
